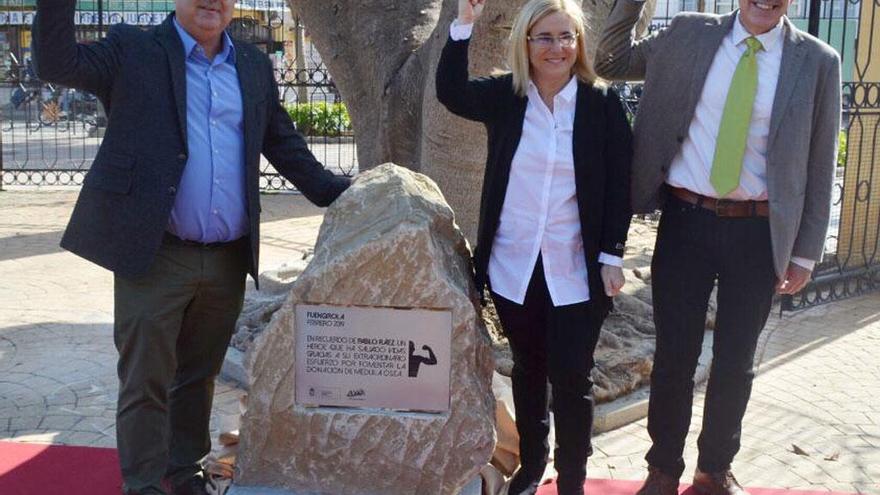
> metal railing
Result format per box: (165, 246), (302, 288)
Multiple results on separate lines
(0, 3), (358, 191)
(1, 1), (877, 309)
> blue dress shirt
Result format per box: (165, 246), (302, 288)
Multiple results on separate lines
(167, 18), (248, 243)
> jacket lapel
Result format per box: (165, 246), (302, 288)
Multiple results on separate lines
(573, 83), (606, 253)
(232, 39), (260, 166)
(573, 82), (600, 198)
(497, 91), (528, 184)
(685, 13), (737, 119)
(768, 18), (806, 149)
(231, 39), (262, 211)
(487, 85), (527, 243)
(155, 15), (188, 148)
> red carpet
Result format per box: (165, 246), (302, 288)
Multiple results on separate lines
(537, 478), (857, 495)
(0, 441), (861, 495)
(0, 441), (123, 494)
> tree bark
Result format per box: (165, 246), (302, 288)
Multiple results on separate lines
(283, 0), (665, 406)
(290, 0), (654, 242)
(292, 16), (309, 104)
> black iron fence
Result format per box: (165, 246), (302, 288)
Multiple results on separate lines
(784, 0), (879, 309)
(2, 1), (878, 307)
(0, 2), (358, 191)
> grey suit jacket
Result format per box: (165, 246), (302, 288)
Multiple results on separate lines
(595, 0), (841, 277)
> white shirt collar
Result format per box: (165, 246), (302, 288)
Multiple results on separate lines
(732, 11), (784, 52)
(528, 76), (579, 104)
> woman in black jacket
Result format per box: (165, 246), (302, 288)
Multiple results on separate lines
(436, 1), (633, 494)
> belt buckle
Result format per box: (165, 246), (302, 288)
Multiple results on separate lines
(714, 199), (736, 217)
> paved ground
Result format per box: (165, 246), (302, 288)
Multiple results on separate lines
(0, 189), (324, 451)
(588, 298), (880, 494)
(0, 189), (877, 494)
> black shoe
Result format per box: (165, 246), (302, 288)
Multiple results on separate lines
(507, 466), (543, 495)
(170, 474), (209, 495)
(556, 476), (585, 495)
(123, 488), (167, 495)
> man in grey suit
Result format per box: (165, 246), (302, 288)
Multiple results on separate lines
(32, 1), (349, 494)
(596, 0), (840, 493)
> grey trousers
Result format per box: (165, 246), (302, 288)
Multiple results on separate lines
(113, 236), (248, 492)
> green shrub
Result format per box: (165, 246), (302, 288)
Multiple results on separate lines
(285, 102), (352, 137)
(838, 130), (847, 168)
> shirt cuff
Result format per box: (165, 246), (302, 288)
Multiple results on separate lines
(790, 256), (816, 271)
(598, 252), (624, 267)
(450, 19), (474, 41)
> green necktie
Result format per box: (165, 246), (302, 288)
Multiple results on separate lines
(710, 36), (763, 197)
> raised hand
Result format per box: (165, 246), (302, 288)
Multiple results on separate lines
(458, 0), (486, 24)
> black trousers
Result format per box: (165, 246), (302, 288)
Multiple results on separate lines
(113, 236), (248, 492)
(646, 196), (777, 479)
(492, 258), (606, 495)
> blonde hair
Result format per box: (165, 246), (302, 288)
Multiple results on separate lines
(508, 0), (605, 97)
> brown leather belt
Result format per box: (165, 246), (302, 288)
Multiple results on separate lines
(668, 187), (769, 218)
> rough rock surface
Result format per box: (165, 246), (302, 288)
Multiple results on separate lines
(236, 164), (496, 494)
(230, 259), (310, 353)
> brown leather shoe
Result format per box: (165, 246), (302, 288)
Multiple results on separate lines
(692, 468), (751, 495)
(635, 466), (680, 495)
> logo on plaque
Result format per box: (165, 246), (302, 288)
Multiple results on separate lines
(295, 304), (452, 412)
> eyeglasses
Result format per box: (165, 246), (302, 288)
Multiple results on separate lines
(527, 33), (579, 48)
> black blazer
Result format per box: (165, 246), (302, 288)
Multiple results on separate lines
(32, 3), (350, 281)
(436, 37), (633, 312)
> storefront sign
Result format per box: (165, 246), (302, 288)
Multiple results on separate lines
(0, 11), (169, 26)
(0, 11), (34, 25)
(236, 0), (289, 10)
(295, 304), (452, 413)
(0, 2), (289, 26)
(0, 1), (288, 25)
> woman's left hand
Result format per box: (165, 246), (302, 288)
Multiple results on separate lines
(600, 264), (625, 297)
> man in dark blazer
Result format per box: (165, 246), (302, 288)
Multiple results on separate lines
(596, 0), (840, 493)
(32, 1), (350, 493)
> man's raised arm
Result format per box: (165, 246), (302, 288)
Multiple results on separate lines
(33, 0), (123, 96)
(595, 0), (668, 82)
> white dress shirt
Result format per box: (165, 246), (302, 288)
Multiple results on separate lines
(449, 18), (474, 40)
(665, 14), (814, 270)
(667, 13), (782, 201)
(450, 21), (623, 305)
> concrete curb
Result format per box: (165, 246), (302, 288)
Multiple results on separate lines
(226, 475), (482, 495)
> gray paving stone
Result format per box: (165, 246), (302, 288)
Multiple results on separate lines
(38, 414), (84, 430)
(8, 415), (42, 432)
